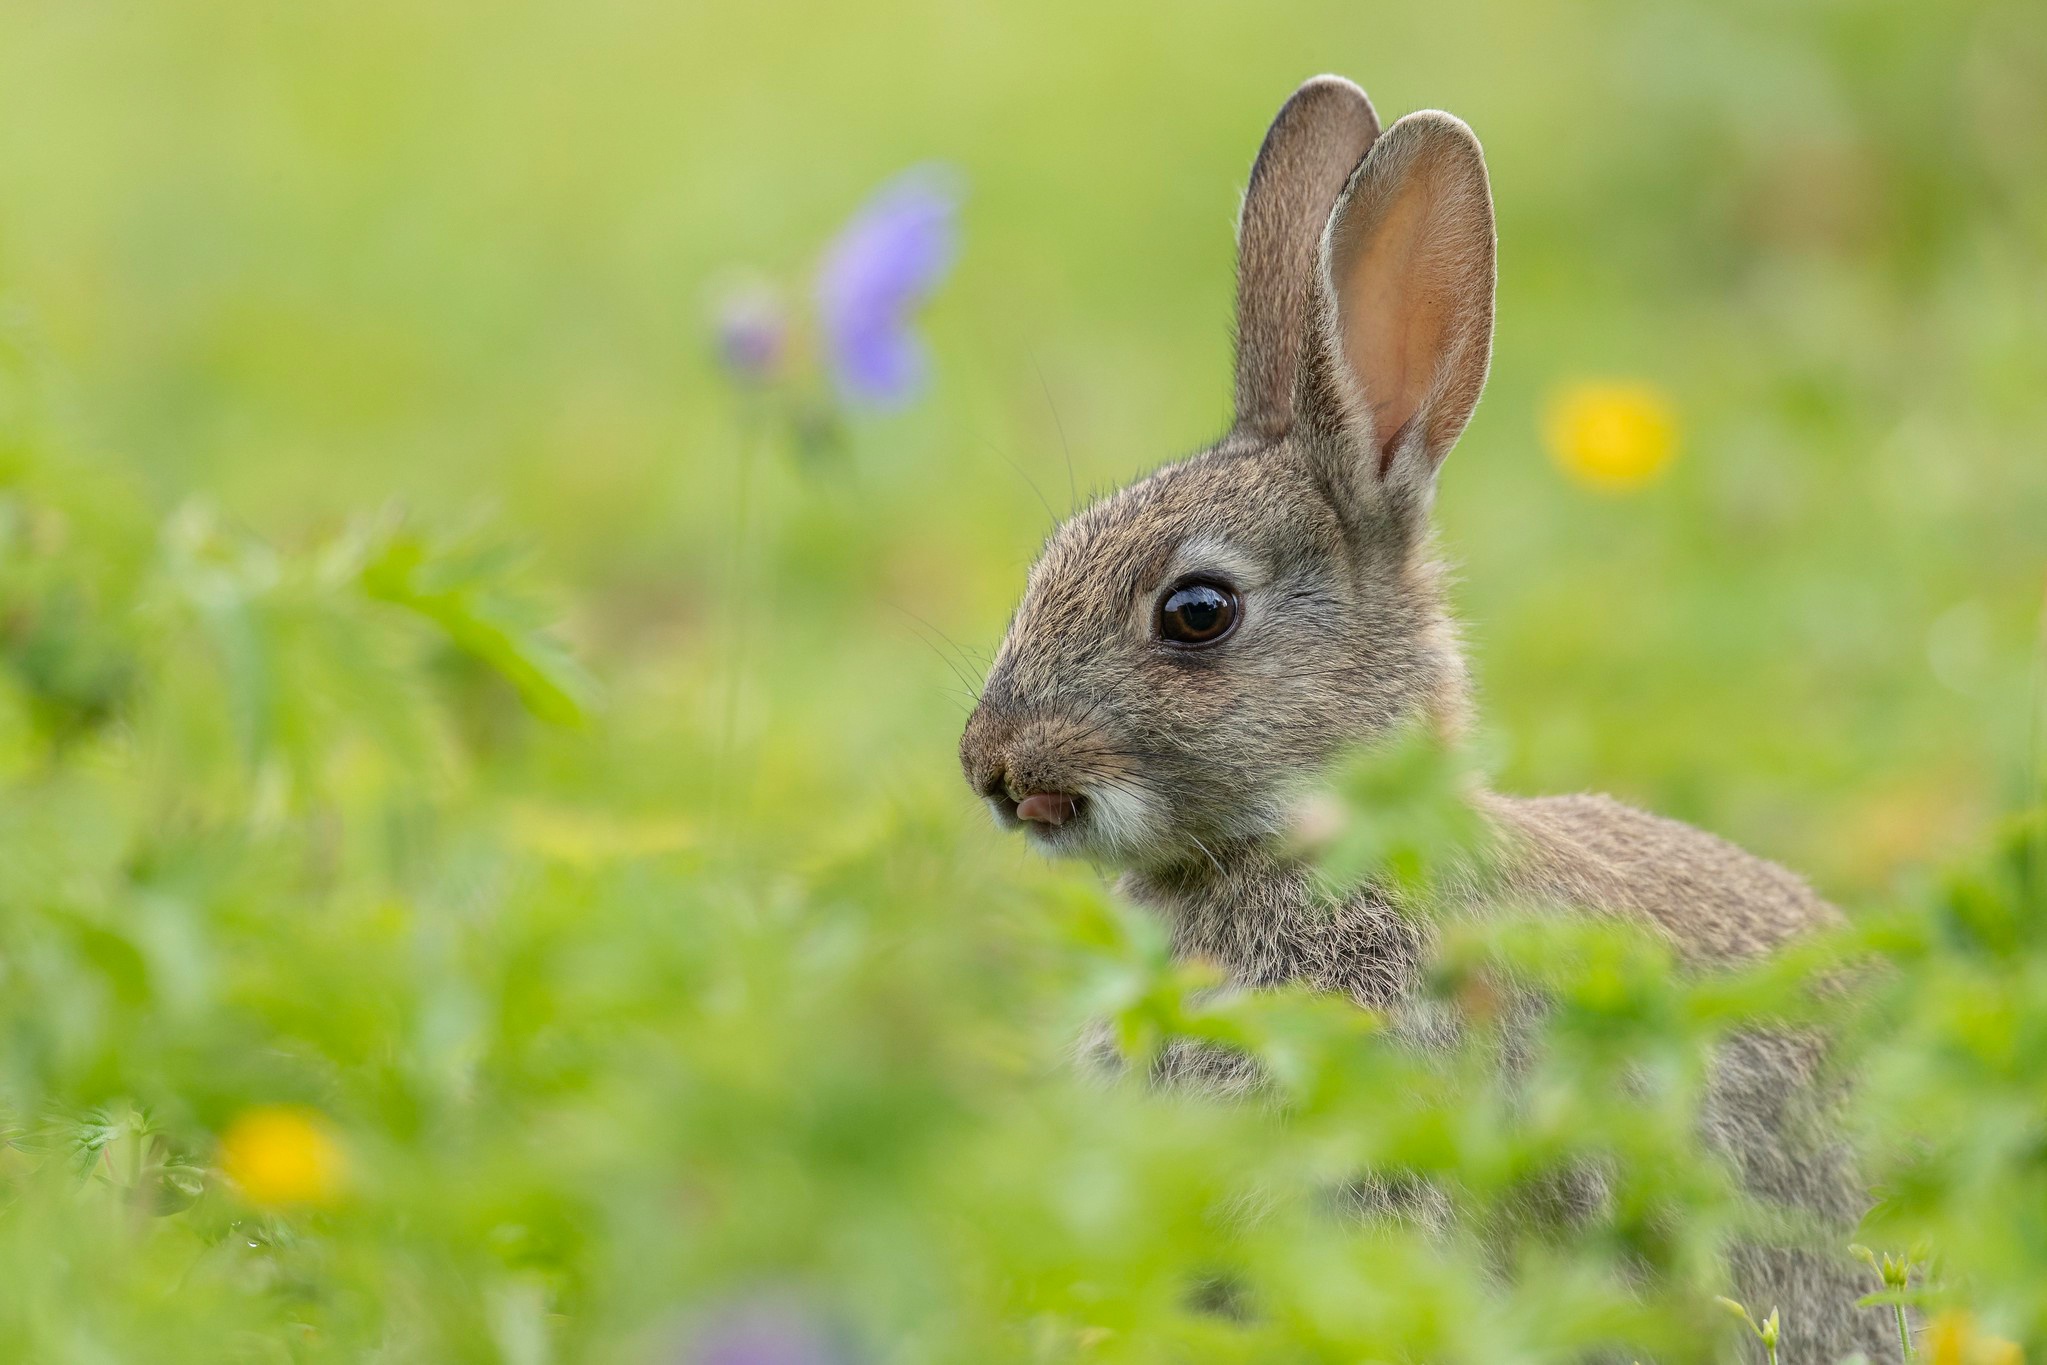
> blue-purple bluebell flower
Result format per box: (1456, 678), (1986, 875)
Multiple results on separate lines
(814, 165), (962, 408)
(712, 280), (791, 383)
(678, 1295), (852, 1365)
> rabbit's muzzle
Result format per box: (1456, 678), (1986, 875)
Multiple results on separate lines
(959, 697), (1144, 855)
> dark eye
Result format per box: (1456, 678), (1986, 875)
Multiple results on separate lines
(1156, 579), (1240, 647)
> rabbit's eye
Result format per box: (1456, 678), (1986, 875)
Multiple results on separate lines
(1157, 580), (1240, 647)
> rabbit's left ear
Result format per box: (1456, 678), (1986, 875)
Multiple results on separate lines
(1233, 76), (1381, 439)
(1297, 111), (1496, 509)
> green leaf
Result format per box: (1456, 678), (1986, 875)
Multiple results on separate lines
(357, 526), (596, 726)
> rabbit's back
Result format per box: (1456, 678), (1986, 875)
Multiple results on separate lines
(1489, 792), (1841, 965)
(1489, 792), (1889, 1362)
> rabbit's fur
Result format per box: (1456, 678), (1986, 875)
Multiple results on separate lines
(960, 76), (1885, 1361)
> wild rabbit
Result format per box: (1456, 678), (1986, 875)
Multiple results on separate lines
(959, 76), (1888, 1362)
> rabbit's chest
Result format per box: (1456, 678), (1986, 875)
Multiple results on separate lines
(1132, 869), (1428, 1012)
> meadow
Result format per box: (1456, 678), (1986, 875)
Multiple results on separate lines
(0, 0), (2043, 1360)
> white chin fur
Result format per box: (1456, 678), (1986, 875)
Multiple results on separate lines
(1074, 782), (1164, 861)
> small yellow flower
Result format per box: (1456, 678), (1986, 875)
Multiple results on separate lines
(1932, 1313), (1970, 1365)
(1929, 1311), (2024, 1365)
(1542, 381), (1678, 492)
(219, 1105), (347, 1208)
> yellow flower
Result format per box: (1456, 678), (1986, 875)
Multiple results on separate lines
(1542, 381), (1678, 492)
(219, 1105), (347, 1208)
(1929, 1312), (2023, 1365)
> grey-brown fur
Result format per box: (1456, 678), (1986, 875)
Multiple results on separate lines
(959, 76), (1885, 1361)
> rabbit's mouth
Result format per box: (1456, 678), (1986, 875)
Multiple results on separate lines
(989, 788), (1086, 834)
(965, 730), (1167, 862)
(990, 781), (1177, 866)
(986, 784), (1120, 857)
(1015, 792), (1080, 826)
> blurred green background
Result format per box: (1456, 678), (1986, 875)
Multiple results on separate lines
(1, 0), (2044, 1359)
(2, 0), (2043, 891)
(5, 0), (2043, 895)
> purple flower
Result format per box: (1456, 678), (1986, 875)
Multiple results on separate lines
(712, 280), (791, 383)
(677, 1295), (852, 1365)
(815, 165), (961, 408)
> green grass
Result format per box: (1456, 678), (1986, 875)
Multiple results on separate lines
(0, 0), (2044, 1359)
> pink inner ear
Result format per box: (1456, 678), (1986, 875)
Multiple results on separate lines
(1326, 122), (1495, 474)
(1342, 183), (1442, 457)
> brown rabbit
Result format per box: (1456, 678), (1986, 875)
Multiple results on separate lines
(959, 76), (1888, 1362)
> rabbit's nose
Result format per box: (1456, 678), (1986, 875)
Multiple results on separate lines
(1015, 793), (1078, 826)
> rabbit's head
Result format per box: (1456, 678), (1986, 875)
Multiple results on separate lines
(960, 77), (1496, 873)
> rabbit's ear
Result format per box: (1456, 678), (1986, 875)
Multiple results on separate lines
(1298, 110), (1495, 508)
(1233, 76), (1381, 439)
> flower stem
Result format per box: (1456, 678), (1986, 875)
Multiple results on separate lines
(1894, 1302), (1912, 1363)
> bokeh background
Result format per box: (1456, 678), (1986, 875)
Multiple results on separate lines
(1, 0), (2044, 1359)
(2, 0), (2042, 892)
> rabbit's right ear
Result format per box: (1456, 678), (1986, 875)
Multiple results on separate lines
(1233, 76), (1381, 439)
(1296, 111), (1496, 518)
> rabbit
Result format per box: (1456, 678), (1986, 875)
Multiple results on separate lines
(958, 76), (1890, 1363)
